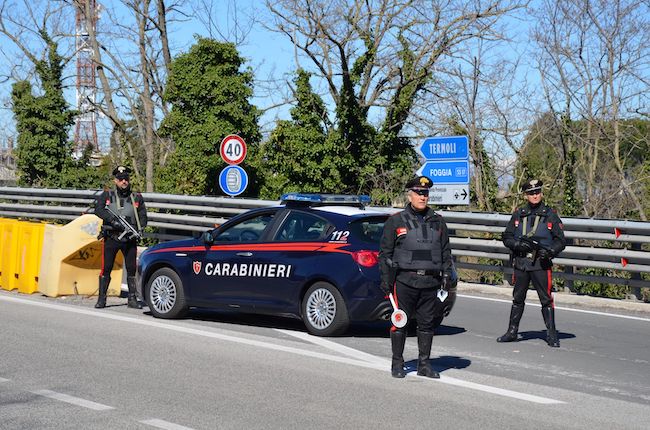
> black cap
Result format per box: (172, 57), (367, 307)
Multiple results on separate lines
(522, 178), (543, 193)
(112, 165), (131, 180)
(405, 175), (433, 190)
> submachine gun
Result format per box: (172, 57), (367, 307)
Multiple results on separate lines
(105, 206), (142, 241)
(519, 236), (553, 262)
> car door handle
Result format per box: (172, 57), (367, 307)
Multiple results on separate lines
(236, 252), (253, 257)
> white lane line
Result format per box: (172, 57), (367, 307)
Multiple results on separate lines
(457, 294), (650, 322)
(0, 377), (10, 382)
(140, 418), (196, 430)
(1, 295), (563, 404)
(32, 389), (114, 411)
(275, 329), (388, 365)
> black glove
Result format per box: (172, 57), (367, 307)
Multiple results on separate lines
(537, 248), (553, 260)
(441, 274), (452, 291)
(513, 240), (533, 253)
(110, 219), (124, 231)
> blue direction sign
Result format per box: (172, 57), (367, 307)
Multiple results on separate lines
(417, 160), (470, 184)
(417, 135), (469, 160)
(219, 165), (248, 197)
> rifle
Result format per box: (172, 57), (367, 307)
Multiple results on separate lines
(519, 236), (552, 262)
(105, 206), (142, 241)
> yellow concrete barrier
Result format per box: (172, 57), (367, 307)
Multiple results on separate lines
(38, 214), (123, 297)
(16, 221), (46, 294)
(0, 218), (20, 291)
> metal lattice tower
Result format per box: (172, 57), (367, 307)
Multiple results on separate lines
(74, 0), (98, 157)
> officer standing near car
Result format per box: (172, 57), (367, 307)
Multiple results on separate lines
(94, 166), (147, 309)
(379, 175), (453, 378)
(499, 178), (566, 347)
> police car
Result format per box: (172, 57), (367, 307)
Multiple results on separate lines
(137, 193), (457, 336)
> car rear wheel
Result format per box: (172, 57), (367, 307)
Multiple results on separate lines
(146, 267), (188, 319)
(302, 282), (349, 336)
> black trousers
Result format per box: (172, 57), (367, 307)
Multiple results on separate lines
(101, 236), (137, 277)
(512, 268), (554, 308)
(392, 280), (437, 331)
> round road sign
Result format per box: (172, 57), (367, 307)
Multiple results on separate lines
(220, 134), (247, 165)
(219, 165), (248, 197)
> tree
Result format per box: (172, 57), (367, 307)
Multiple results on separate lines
(531, 0), (650, 219)
(156, 38), (261, 195)
(266, 0), (525, 203)
(10, 33), (76, 187)
(253, 69), (347, 198)
(74, 0), (179, 192)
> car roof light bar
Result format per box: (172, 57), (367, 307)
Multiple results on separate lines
(280, 193), (371, 208)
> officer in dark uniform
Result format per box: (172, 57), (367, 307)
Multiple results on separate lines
(94, 166), (147, 309)
(379, 175), (453, 378)
(499, 178), (566, 347)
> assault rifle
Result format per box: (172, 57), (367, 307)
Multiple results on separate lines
(519, 236), (553, 262)
(105, 206), (142, 241)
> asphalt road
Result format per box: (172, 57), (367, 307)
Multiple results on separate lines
(1, 286), (649, 430)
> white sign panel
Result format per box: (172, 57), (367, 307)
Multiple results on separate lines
(428, 185), (470, 206)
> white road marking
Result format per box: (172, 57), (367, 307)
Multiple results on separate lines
(140, 418), (196, 430)
(0, 377), (10, 382)
(275, 329), (388, 365)
(457, 294), (650, 322)
(31, 389), (114, 411)
(1, 295), (563, 404)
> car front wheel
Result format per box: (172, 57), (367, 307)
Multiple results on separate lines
(146, 267), (188, 319)
(302, 282), (349, 336)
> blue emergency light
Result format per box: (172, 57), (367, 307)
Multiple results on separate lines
(280, 193), (371, 207)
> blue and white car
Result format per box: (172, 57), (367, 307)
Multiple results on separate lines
(138, 194), (457, 336)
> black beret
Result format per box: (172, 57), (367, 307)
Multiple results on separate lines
(405, 175), (433, 189)
(522, 178), (543, 193)
(112, 165), (131, 179)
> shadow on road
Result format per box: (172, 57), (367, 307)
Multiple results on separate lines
(141, 309), (467, 340)
(404, 355), (472, 374)
(518, 329), (576, 342)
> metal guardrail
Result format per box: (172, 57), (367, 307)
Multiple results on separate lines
(1, 186), (648, 299)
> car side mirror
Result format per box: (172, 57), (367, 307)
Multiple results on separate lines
(201, 231), (214, 246)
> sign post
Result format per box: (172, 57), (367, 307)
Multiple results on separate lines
(417, 136), (470, 205)
(219, 134), (248, 197)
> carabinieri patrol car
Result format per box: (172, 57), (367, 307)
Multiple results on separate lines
(137, 193), (457, 336)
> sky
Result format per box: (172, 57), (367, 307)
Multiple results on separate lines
(0, 0), (296, 151)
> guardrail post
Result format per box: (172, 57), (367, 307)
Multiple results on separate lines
(629, 242), (642, 300)
(563, 238), (574, 293)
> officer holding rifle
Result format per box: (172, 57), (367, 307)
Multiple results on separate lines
(499, 179), (566, 347)
(94, 166), (147, 309)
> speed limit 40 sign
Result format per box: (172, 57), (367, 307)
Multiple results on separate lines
(220, 134), (247, 165)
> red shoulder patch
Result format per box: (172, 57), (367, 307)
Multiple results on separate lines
(396, 227), (407, 237)
(547, 222), (552, 230)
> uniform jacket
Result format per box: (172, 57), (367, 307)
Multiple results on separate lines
(502, 202), (566, 271)
(379, 204), (453, 289)
(95, 187), (148, 242)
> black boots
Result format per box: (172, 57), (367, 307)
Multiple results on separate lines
(390, 329), (407, 378)
(542, 306), (559, 347)
(127, 276), (142, 309)
(416, 330), (439, 378)
(95, 275), (110, 308)
(497, 303), (524, 343)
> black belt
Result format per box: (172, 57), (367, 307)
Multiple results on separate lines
(402, 269), (438, 276)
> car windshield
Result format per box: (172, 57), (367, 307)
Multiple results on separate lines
(214, 213), (275, 242)
(348, 216), (387, 245)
